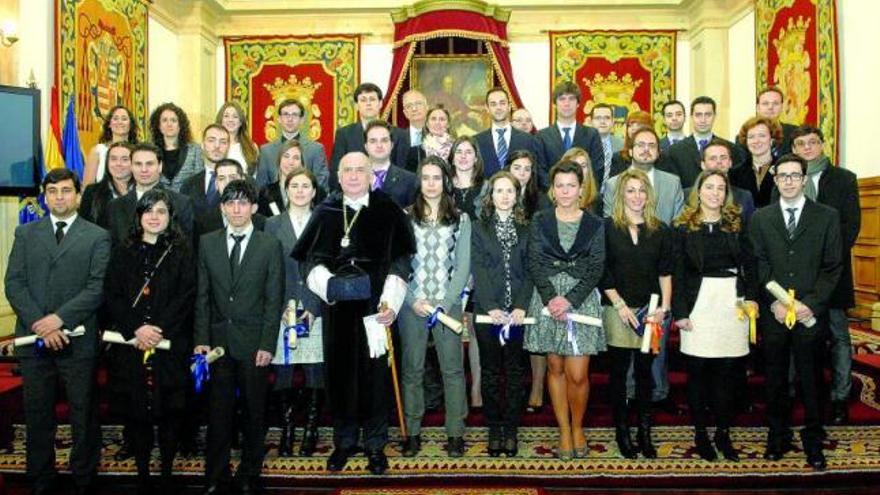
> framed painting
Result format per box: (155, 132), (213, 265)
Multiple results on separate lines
(410, 56), (493, 136)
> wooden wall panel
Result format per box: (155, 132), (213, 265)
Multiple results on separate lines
(854, 177), (880, 321)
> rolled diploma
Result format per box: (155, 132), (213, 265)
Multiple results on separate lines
(640, 294), (660, 354)
(14, 326), (86, 347)
(540, 307), (602, 327)
(425, 304), (464, 334)
(190, 347), (225, 372)
(765, 281), (816, 328)
(102, 330), (171, 350)
(475, 315), (537, 325)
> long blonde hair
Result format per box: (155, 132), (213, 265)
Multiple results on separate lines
(560, 147), (597, 212)
(674, 170), (742, 233)
(215, 101), (258, 175)
(610, 168), (661, 232)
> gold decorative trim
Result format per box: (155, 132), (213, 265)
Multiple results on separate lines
(381, 43), (418, 121)
(392, 29), (508, 49)
(391, 0), (511, 24)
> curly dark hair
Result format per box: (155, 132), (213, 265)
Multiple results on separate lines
(99, 105), (139, 144)
(149, 102), (193, 148)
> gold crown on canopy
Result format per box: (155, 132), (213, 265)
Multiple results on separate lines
(583, 72), (642, 107)
(773, 16), (811, 55)
(264, 74), (322, 108)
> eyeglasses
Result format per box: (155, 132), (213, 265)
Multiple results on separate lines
(776, 172), (805, 183)
(280, 111), (302, 119)
(633, 142), (658, 150)
(403, 101), (425, 110)
(793, 138), (822, 148)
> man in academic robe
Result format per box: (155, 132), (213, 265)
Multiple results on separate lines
(749, 153), (842, 471)
(536, 81), (604, 189)
(474, 87), (542, 178)
(194, 179), (284, 494)
(255, 98), (329, 189)
(658, 96), (744, 189)
(5, 168), (111, 495)
(293, 151), (416, 475)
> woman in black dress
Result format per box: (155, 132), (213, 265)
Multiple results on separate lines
(104, 189), (196, 492)
(472, 171), (533, 457)
(149, 102), (202, 192)
(80, 141), (134, 226)
(600, 168), (673, 459)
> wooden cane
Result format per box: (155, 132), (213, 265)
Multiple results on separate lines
(380, 302), (407, 438)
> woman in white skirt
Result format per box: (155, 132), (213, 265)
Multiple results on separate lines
(672, 170), (757, 462)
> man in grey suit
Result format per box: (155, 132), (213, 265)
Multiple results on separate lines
(603, 127), (684, 225)
(194, 179), (284, 494)
(5, 168), (111, 495)
(255, 98), (329, 189)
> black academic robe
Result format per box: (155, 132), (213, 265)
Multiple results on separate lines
(291, 190), (416, 420)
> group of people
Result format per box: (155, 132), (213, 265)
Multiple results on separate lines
(4, 80), (859, 495)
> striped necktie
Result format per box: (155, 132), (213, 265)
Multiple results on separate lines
(785, 207), (797, 238)
(601, 137), (612, 192)
(496, 128), (508, 169)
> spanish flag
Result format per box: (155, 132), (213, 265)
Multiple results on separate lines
(45, 86), (65, 172)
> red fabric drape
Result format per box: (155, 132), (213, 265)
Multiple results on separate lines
(381, 9), (523, 119)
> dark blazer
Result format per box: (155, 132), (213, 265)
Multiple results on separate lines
(474, 126), (542, 178)
(79, 180), (131, 227)
(658, 135), (744, 189)
(527, 209), (605, 308)
(264, 213), (321, 316)
(536, 124), (604, 189)
(659, 135), (686, 153)
(104, 239), (196, 402)
(748, 199), (843, 316)
(329, 122), (407, 189)
(470, 216), (533, 314)
(405, 145), (427, 173)
(180, 170), (213, 217)
(769, 165), (860, 308)
(5, 216), (111, 359)
(257, 181), (329, 217)
(102, 188), (195, 244)
(672, 225), (757, 320)
(729, 154), (777, 208)
(379, 165), (418, 208)
(194, 228), (285, 361)
(776, 122), (797, 159)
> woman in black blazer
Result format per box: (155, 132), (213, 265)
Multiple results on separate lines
(80, 141), (134, 225)
(104, 189), (196, 492)
(471, 171), (534, 457)
(729, 116), (782, 208)
(258, 139), (326, 216)
(672, 170), (758, 462)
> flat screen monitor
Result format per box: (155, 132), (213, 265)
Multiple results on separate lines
(0, 85), (41, 195)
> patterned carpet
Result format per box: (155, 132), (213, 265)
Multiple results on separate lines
(335, 490), (544, 495)
(3, 424), (880, 482)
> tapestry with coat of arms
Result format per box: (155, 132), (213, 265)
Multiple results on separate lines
(55, 0), (149, 153)
(549, 30), (676, 140)
(755, 0), (840, 161)
(224, 35), (360, 159)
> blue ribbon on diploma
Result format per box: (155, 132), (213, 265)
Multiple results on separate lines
(282, 326), (292, 365)
(426, 307), (444, 331)
(460, 287), (472, 307)
(191, 354), (210, 394)
(34, 338), (46, 357)
(565, 315), (580, 355)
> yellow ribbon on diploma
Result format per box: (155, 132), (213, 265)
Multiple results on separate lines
(784, 288), (797, 330)
(143, 348), (154, 364)
(737, 300), (758, 344)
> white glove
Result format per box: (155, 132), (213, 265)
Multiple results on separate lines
(363, 315), (388, 359)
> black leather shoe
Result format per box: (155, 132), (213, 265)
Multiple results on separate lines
(714, 428), (739, 462)
(401, 434), (421, 457)
(326, 447), (354, 471)
(366, 449), (389, 475)
(831, 400), (849, 426)
(806, 447), (827, 471)
(503, 436), (518, 457)
(763, 441), (793, 461)
(446, 436), (465, 457)
(694, 429), (717, 461)
(615, 425), (638, 459)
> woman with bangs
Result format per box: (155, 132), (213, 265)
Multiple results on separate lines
(560, 147), (599, 213)
(505, 149), (551, 220)
(471, 171), (533, 457)
(258, 139), (326, 217)
(672, 170), (758, 462)
(729, 116), (784, 207)
(84, 105), (139, 185)
(216, 101), (259, 177)
(600, 168), (673, 459)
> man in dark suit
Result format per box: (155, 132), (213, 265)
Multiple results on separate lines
(330, 83), (407, 190)
(194, 159), (267, 242)
(474, 87), (542, 178)
(684, 139), (756, 223)
(659, 100), (687, 152)
(194, 179), (284, 494)
(658, 96), (744, 189)
(255, 98), (329, 189)
(364, 120), (417, 208)
(399, 89), (428, 154)
(181, 124), (230, 217)
(5, 168), (111, 495)
(757, 87), (797, 158)
(102, 142), (195, 243)
(536, 81), (604, 189)
(749, 154), (843, 471)
(791, 125), (861, 425)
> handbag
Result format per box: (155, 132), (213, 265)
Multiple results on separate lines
(327, 262), (372, 302)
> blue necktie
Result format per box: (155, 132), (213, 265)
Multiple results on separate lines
(496, 128), (508, 170)
(562, 127), (572, 151)
(206, 170), (218, 206)
(698, 138), (709, 153)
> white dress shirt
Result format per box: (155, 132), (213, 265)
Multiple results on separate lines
(779, 194), (807, 228)
(226, 222), (255, 263)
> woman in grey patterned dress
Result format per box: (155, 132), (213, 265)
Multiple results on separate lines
(525, 161), (606, 460)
